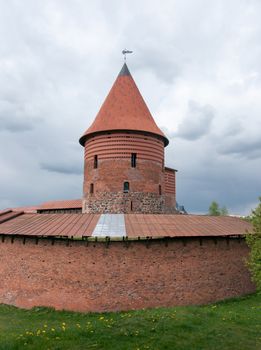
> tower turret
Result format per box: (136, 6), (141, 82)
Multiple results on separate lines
(80, 63), (176, 213)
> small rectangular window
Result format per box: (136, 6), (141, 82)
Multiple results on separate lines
(90, 183), (94, 194)
(159, 185), (162, 195)
(131, 153), (137, 168)
(124, 181), (129, 193)
(94, 155), (98, 168)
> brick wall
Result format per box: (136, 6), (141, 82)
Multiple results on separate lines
(82, 131), (179, 213)
(164, 167), (176, 212)
(0, 236), (255, 312)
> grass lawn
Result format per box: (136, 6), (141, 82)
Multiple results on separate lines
(0, 293), (260, 350)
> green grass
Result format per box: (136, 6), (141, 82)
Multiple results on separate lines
(0, 293), (260, 350)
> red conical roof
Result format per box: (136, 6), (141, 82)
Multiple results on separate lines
(79, 63), (169, 146)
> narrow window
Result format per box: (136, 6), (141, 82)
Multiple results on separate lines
(159, 185), (162, 195)
(90, 183), (94, 194)
(123, 181), (129, 193)
(94, 155), (98, 168)
(131, 153), (137, 168)
(130, 201), (133, 211)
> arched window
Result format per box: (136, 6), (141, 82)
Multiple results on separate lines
(123, 181), (129, 193)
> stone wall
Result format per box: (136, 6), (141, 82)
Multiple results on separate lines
(83, 192), (178, 214)
(83, 192), (166, 214)
(0, 236), (255, 312)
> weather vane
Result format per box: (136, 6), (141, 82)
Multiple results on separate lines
(122, 49), (133, 62)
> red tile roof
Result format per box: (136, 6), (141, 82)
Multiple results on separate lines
(79, 63), (169, 146)
(0, 212), (251, 239)
(0, 213), (99, 237)
(0, 209), (12, 215)
(12, 206), (38, 213)
(124, 214), (251, 237)
(0, 210), (24, 224)
(38, 199), (82, 210)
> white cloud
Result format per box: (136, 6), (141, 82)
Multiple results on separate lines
(0, 0), (260, 214)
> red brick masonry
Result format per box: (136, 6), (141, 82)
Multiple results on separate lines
(0, 236), (255, 312)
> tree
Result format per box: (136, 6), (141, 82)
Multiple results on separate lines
(208, 201), (228, 216)
(246, 197), (261, 291)
(220, 206), (228, 215)
(208, 201), (220, 215)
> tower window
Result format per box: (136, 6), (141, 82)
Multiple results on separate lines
(94, 155), (98, 168)
(131, 153), (137, 168)
(123, 181), (129, 193)
(90, 183), (94, 194)
(159, 185), (162, 195)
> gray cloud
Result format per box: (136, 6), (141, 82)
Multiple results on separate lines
(0, 115), (36, 132)
(175, 101), (215, 140)
(41, 162), (82, 175)
(0, 100), (41, 132)
(218, 138), (261, 159)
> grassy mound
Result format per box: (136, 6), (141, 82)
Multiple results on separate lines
(0, 293), (260, 350)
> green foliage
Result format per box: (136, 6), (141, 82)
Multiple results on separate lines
(0, 294), (260, 350)
(246, 197), (261, 291)
(220, 206), (228, 215)
(208, 201), (228, 216)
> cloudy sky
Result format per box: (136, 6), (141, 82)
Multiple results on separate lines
(0, 0), (260, 214)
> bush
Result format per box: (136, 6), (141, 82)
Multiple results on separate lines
(246, 197), (261, 291)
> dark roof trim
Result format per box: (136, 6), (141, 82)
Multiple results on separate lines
(79, 129), (169, 147)
(165, 166), (178, 172)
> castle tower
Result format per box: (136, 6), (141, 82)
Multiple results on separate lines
(79, 63), (176, 213)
